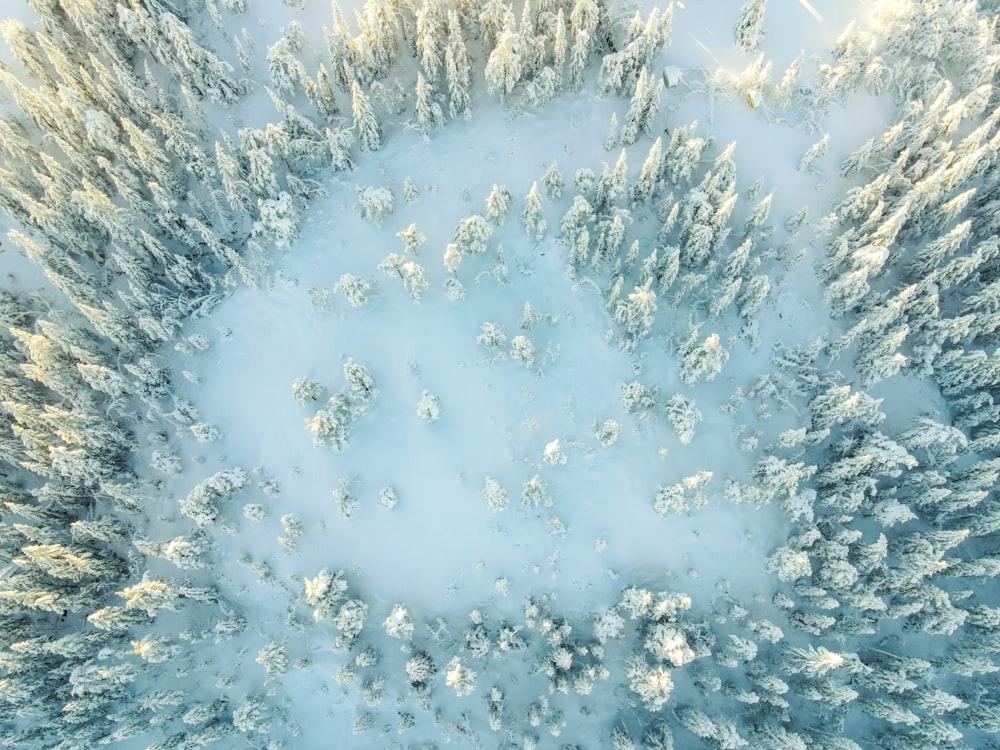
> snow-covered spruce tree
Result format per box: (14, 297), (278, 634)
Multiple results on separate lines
(351, 81), (381, 152)
(521, 181), (546, 240)
(356, 185), (395, 226)
(486, 183), (512, 225)
(414, 72), (445, 136)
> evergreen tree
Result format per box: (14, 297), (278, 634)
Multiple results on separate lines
(445, 10), (472, 120)
(414, 72), (445, 136)
(351, 81), (381, 152)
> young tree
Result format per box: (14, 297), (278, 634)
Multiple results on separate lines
(521, 181), (546, 239)
(486, 184), (512, 224)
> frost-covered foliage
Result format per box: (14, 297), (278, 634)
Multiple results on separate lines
(178, 469), (249, 527)
(303, 359), (377, 449)
(482, 476), (509, 512)
(333, 273), (374, 307)
(355, 186), (395, 226)
(416, 390), (441, 420)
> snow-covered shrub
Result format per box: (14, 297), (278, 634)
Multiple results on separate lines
(333, 486), (358, 519)
(405, 652), (435, 687)
(644, 622), (696, 666)
(642, 719), (674, 750)
(151, 450), (182, 475)
(178, 468), (249, 526)
(333, 598), (368, 649)
(747, 618), (784, 644)
(486, 686), (505, 731)
(717, 634), (758, 668)
(306, 395), (353, 449)
(243, 503), (267, 522)
(611, 726), (636, 750)
(278, 514), (303, 551)
(355, 185), (394, 226)
(333, 273), (373, 307)
(303, 568), (349, 621)
(131, 635), (181, 664)
(360, 675), (385, 706)
(256, 641), (288, 678)
(444, 277), (467, 300)
(621, 380), (657, 415)
(594, 419), (621, 447)
(379, 253), (429, 302)
(292, 377), (323, 407)
(542, 439), (567, 465)
(403, 177), (420, 202)
(233, 694), (272, 734)
(477, 322), (507, 348)
(253, 192), (299, 250)
(417, 390), (441, 420)
(189, 422), (222, 442)
(445, 656), (477, 696)
(384, 605), (414, 641)
(352, 711), (374, 734)
(654, 483), (688, 515)
(378, 486), (397, 510)
(118, 573), (179, 617)
(482, 477), (508, 512)
(665, 394), (702, 445)
(522, 475), (550, 507)
(510, 335), (535, 366)
(160, 532), (209, 570)
(343, 358), (376, 410)
(594, 608), (626, 643)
